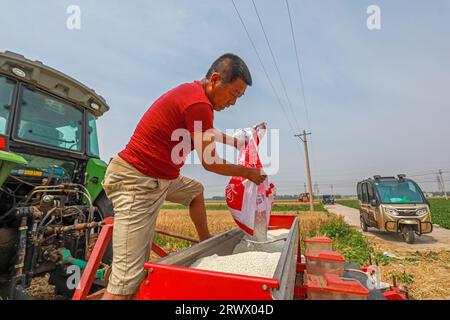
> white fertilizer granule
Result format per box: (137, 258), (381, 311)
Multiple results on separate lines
(190, 251), (282, 278)
(232, 228), (290, 254)
(189, 229), (290, 278)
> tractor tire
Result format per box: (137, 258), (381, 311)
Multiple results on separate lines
(360, 214), (368, 232)
(50, 192), (115, 299)
(94, 191), (114, 265)
(0, 228), (18, 274)
(401, 225), (415, 244)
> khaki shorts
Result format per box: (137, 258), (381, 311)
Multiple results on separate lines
(102, 156), (203, 295)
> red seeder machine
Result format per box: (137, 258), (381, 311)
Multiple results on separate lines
(72, 215), (408, 300)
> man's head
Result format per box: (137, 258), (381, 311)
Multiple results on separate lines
(203, 53), (252, 111)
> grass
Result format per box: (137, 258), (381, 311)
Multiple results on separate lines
(305, 215), (392, 266)
(336, 199), (360, 209)
(336, 198), (450, 229)
(427, 198), (450, 229)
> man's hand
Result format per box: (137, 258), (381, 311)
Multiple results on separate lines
(192, 131), (266, 184)
(246, 168), (267, 185)
(234, 135), (249, 150)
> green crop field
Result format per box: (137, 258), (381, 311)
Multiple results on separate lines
(337, 198), (450, 229)
(427, 198), (450, 229)
(336, 199), (360, 210)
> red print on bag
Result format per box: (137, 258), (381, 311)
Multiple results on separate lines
(226, 177), (245, 211)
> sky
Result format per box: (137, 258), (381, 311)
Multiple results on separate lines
(1, 0), (449, 197)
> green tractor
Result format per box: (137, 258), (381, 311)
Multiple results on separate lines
(0, 51), (113, 299)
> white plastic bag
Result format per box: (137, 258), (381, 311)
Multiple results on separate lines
(225, 124), (276, 241)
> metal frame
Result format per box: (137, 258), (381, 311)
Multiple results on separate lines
(72, 217), (114, 300)
(135, 215), (299, 300)
(385, 218), (433, 235)
(73, 215), (302, 300)
(72, 214), (408, 301)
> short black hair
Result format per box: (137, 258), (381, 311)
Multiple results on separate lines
(206, 53), (252, 86)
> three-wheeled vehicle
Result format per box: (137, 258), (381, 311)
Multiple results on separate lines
(357, 175), (433, 244)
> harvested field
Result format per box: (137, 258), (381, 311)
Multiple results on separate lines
(364, 238), (450, 300)
(381, 249), (450, 300)
(154, 209), (331, 253)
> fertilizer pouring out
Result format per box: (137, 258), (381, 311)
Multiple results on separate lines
(225, 122), (276, 243)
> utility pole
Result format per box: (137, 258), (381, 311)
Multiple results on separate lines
(295, 130), (314, 212)
(436, 175), (443, 195)
(438, 169), (448, 199)
(304, 183), (307, 194)
(315, 182), (320, 197)
(331, 184), (334, 197)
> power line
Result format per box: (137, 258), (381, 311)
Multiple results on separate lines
(250, 0), (301, 132)
(285, 0), (311, 130)
(230, 0), (302, 156)
(285, 0), (319, 182)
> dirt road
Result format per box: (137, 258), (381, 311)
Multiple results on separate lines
(325, 204), (450, 252)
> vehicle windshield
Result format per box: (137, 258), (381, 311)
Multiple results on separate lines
(0, 75), (16, 135)
(87, 112), (100, 157)
(375, 180), (425, 204)
(16, 86), (83, 152)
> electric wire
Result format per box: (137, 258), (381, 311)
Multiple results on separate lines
(250, 0), (302, 132)
(230, 0), (303, 157)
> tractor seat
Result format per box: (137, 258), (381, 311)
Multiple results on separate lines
(18, 121), (63, 146)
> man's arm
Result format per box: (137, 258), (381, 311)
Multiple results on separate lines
(213, 128), (239, 148)
(214, 122), (266, 149)
(192, 130), (266, 184)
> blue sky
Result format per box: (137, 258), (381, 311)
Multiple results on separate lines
(1, 0), (449, 197)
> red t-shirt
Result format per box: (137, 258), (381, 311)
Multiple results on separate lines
(118, 81), (214, 179)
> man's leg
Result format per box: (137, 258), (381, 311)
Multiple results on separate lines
(165, 176), (212, 241)
(100, 157), (168, 300)
(189, 192), (212, 241)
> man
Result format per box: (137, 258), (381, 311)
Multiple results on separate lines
(101, 53), (266, 300)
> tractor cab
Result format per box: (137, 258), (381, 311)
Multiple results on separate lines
(0, 51), (109, 213)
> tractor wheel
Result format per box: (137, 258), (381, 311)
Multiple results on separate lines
(401, 225), (415, 244)
(360, 214), (368, 232)
(0, 228), (18, 274)
(50, 192), (115, 299)
(94, 191), (114, 265)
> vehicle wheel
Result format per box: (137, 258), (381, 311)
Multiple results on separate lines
(360, 214), (368, 232)
(50, 192), (115, 299)
(0, 228), (18, 274)
(401, 225), (415, 244)
(94, 192), (114, 265)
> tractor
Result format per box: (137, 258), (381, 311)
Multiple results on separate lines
(0, 51), (113, 299)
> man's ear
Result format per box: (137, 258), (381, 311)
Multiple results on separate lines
(210, 72), (222, 87)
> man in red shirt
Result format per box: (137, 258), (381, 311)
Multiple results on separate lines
(101, 53), (266, 299)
